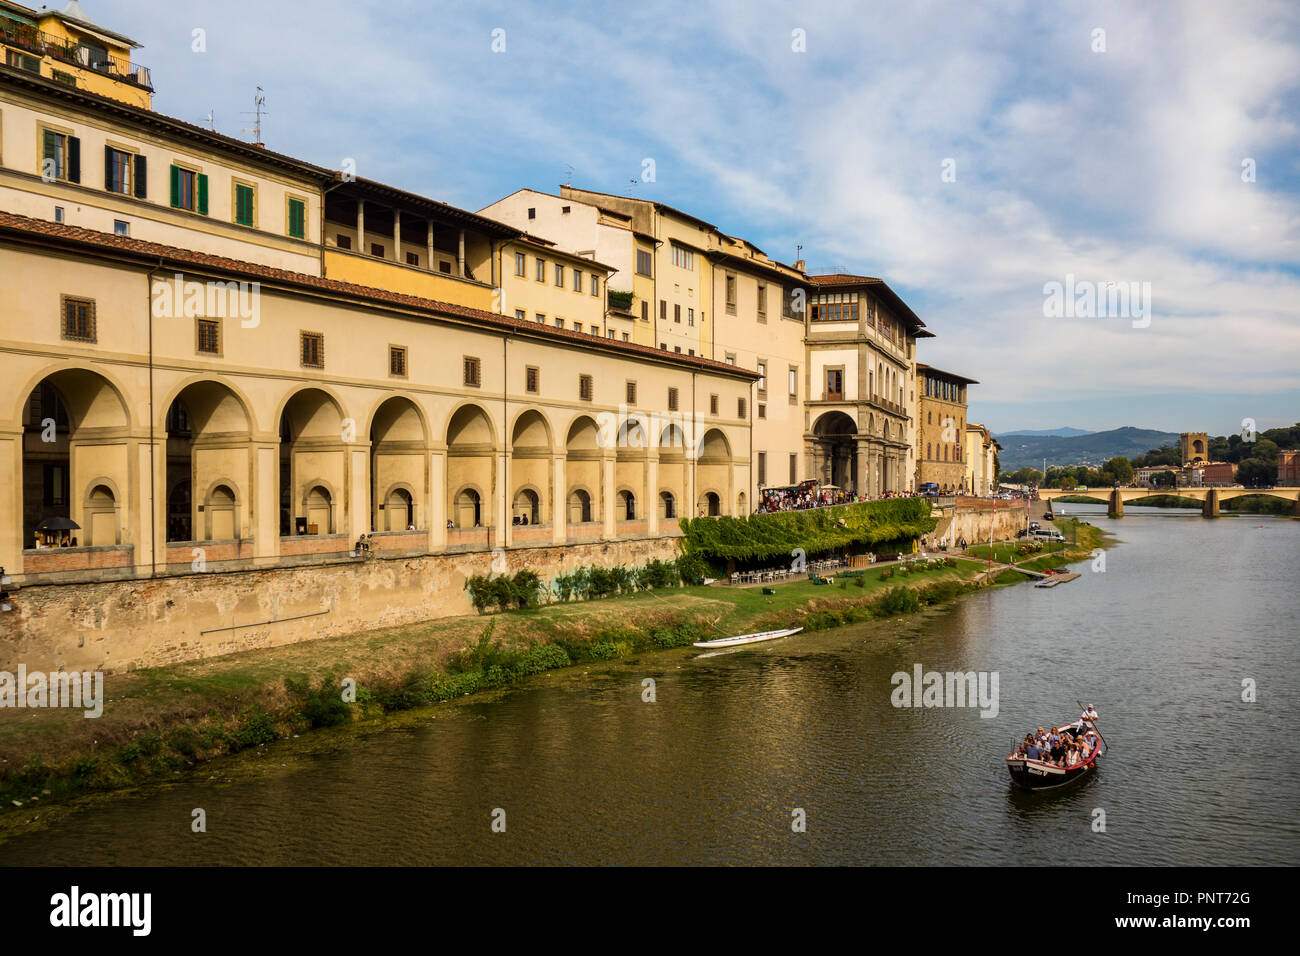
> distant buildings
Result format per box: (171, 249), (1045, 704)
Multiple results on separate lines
(916, 365), (978, 493)
(1278, 450), (1299, 486)
(964, 423), (999, 495)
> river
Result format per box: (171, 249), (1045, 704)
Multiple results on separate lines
(3, 506), (1297, 865)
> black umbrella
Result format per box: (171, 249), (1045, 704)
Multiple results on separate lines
(37, 516), (81, 532)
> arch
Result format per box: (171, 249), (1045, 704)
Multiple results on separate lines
(446, 401), (497, 449)
(510, 408), (554, 452)
(697, 428), (731, 463)
(512, 486), (542, 525)
(83, 480), (119, 546)
(453, 485), (483, 528)
(364, 392), (431, 446)
(385, 486), (415, 531)
(737, 491), (747, 515)
(274, 384), (349, 440)
(157, 375), (255, 435)
(698, 490), (721, 516)
(302, 482), (335, 534)
(659, 423), (686, 450)
(567, 487), (593, 524)
(370, 396), (429, 533)
(658, 490), (677, 520)
(616, 417), (649, 456)
(13, 363), (132, 432)
(565, 414), (601, 452)
(617, 488), (636, 520)
(204, 482), (239, 540)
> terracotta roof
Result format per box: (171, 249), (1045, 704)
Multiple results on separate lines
(0, 210), (758, 380)
(916, 363), (979, 385)
(805, 273), (885, 286)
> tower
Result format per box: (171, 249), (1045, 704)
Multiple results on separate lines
(1180, 432), (1208, 465)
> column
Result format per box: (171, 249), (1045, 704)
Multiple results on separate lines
(356, 199), (365, 255)
(1202, 488), (1219, 518)
(551, 455), (566, 544)
(646, 455), (660, 536)
(856, 439), (870, 496)
(427, 220), (435, 272)
(1108, 488), (1124, 518)
(502, 451), (513, 548)
(393, 208), (401, 263)
(348, 446), (369, 541)
(457, 229), (466, 278)
(601, 453), (616, 538)
(252, 441), (279, 564)
(429, 450), (446, 551)
(0, 428), (20, 574)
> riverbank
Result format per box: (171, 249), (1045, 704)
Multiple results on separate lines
(0, 522), (1109, 827)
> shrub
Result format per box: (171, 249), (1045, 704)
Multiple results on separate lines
(285, 673), (353, 729)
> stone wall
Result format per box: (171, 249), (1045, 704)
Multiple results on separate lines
(2, 536), (683, 674)
(927, 500), (1028, 547)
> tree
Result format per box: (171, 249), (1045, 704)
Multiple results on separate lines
(1236, 458), (1274, 488)
(1151, 469), (1176, 488)
(1103, 456), (1134, 484)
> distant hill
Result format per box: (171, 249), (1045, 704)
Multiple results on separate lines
(995, 426), (1095, 438)
(996, 427), (1179, 472)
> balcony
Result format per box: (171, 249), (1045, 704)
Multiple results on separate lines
(1, 21), (152, 90)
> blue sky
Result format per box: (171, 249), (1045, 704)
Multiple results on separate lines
(89, 0), (1300, 436)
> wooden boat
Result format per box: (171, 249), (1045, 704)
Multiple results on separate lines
(1006, 717), (1105, 791)
(692, 627), (803, 649)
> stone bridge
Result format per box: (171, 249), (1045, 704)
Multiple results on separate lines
(1036, 486), (1300, 518)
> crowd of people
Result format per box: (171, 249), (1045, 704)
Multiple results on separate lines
(1011, 706), (1101, 767)
(31, 531), (77, 549)
(756, 485), (925, 514)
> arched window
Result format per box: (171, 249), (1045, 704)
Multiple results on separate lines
(568, 489), (592, 524)
(454, 488), (481, 528)
(659, 491), (676, 520)
(618, 490), (636, 520)
(513, 488), (540, 525)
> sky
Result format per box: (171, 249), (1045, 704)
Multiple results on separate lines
(84, 0), (1300, 436)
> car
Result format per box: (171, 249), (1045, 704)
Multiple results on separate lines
(1029, 521), (1040, 531)
(1074, 486), (1088, 491)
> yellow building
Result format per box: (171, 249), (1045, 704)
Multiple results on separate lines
(916, 364), (977, 492)
(497, 235), (617, 338)
(963, 422), (998, 495)
(0, 1), (151, 108)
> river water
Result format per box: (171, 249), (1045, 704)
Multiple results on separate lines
(3, 506), (1297, 865)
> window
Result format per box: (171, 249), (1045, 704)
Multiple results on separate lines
(622, 332), (629, 342)
(789, 367), (798, 402)
(640, 301), (649, 322)
(670, 244), (694, 270)
(536, 313), (546, 323)
(636, 249), (653, 276)
(826, 369), (844, 401)
(104, 146), (134, 195)
(463, 356), (481, 387)
(527, 207), (536, 219)
(789, 454), (798, 484)
(554, 263), (564, 287)
(233, 182), (255, 227)
(61, 296), (95, 342)
(688, 308), (694, 326)
(738, 398), (746, 418)
(405, 252), (419, 266)
(668, 387), (679, 411)
(757, 284), (767, 317)
(591, 274), (599, 296)
(370, 243), (385, 258)
(515, 309), (526, 320)
(561, 205), (571, 214)
(660, 300), (667, 321)
(515, 252), (526, 276)
(725, 275), (737, 313)
(674, 346), (681, 353)
(287, 197), (306, 238)
(688, 348), (694, 355)
(757, 361), (767, 393)
(439, 261), (452, 274)
(573, 268), (583, 292)
(674, 304), (681, 324)
(579, 374), (593, 401)
(757, 404), (766, 419)
(574, 322), (583, 334)
(113, 220), (129, 236)
(757, 452), (767, 486)
(196, 318), (220, 355)
(659, 342), (667, 350)
(169, 164), (207, 213)
(300, 332), (324, 368)
(555, 318), (564, 329)
(526, 366), (539, 393)
(54, 206), (64, 223)
(7, 50), (40, 73)
(626, 381), (637, 404)
(709, 394), (718, 415)
(536, 258), (546, 281)
(42, 129), (80, 183)
(389, 345), (407, 377)
(336, 234), (352, 250)
(725, 353), (736, 366)
(927, 443), (932, 459)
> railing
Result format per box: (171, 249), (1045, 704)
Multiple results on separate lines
(1, 21), (152, 89)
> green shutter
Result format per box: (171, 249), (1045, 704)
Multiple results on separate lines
(43, 129), (57, 166)
(169, 165), (180, 207)
(289, 198), (305, 238)
(197, 173), (209, 215)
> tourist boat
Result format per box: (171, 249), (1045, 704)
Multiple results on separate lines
(692, 627), (803, 649)
(1005, 718), (1105, 791)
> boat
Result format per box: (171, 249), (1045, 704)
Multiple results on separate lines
(1005, 716), (1105, 791)
(692, 627), (803, 649)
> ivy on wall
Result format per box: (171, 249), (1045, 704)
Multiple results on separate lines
(678, 499), (937, 563)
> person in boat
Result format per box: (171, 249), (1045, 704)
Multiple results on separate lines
(1050, 735), (1065, 764)
(1066, 745), (1080, 767)
(1081, 704), (1099, 724)
(1023, 735), (1042, 761)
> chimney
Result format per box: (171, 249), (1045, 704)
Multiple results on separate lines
(794, 259), (806, 273)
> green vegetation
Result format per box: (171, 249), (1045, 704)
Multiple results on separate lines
(467, 556), (704, 612)
(606, 289), (635, 312)
(678, 499), (936, 564)
(1132, 423), (1299, 489)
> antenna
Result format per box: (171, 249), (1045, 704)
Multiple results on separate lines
(240, 87), (267, 146)
(564, 164), (574, 186)
(627, 178), (638, 196)
(797, 243), (804, 261)
(199, 110), (215, 132)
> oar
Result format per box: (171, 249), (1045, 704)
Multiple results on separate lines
(1077, 698), (1110, 753)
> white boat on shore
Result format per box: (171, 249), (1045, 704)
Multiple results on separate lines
(692, 627), (803, 649)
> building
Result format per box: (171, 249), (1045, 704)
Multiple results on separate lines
(1183, 461), (1236, 487)
(1135, 464), (1178, 486)
(916, 364), (977, 492)
(497, 234), (616, 339)
(1279, 450), (1299, 486)
(804, 274), (929, 494)
(0, 48), (759, 588)
(964, 423), (998, 495)
(1180, 432), (1209, 464)
(0, 0), (151, 108)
